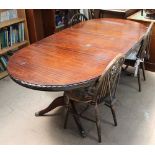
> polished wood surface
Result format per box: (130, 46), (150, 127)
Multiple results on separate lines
(128, 11), (155, 72)
(94, 9), (139, 19)
(7, 18), (147, 91)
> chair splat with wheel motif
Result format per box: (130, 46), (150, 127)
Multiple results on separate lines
(70, 13), (88, 26)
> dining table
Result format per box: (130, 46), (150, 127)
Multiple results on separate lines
(7, 18), (147, 136)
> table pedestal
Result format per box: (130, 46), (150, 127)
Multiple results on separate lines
(35, 95), (86, 137)
(35, 96), (65, 116)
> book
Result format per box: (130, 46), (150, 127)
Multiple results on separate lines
(0, 62), (5, 72)
(0, 56), (8, 69)
(21, 23), (24, 41)
(0, 22), (25, 49)
(0, 9), (18, 22)
(0, 30), (7, 49)
(5, 29), (9, 47)
(9, 25), (13, 46)
(9, 10), (17, 20)
(18, 22), (25, 42)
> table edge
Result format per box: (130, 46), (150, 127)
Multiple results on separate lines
(8, 73), (99, 91)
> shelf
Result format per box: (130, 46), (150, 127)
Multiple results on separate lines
(55, 25), (65, 33)
(0, 40), (29, 55)
(0, 71), (8, 79)
(56, 24), (64, 29)
(0, 18), (25, 29)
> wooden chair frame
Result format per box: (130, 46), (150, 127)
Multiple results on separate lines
(88, 9), (95, 19)
(124, 22), (154, 92)
(64, 54), (125, 142)
(70, 13), (88, 26)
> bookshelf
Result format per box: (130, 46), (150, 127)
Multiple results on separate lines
(0, 18), (25, 29)
(55, 10), (67, 32)
(0, 70), (8, 79)
(0, 9), (29, 79)
(0, 40), (29, 55)
(26, 9), (79, 43)
(55, 9), (80, 32)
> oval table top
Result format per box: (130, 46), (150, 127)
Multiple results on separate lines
(7, 18), (147, 91)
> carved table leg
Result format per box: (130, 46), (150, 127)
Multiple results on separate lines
(35, 96), (65, 116)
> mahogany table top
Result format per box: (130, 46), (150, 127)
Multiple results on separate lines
(7, 18), (147, 91)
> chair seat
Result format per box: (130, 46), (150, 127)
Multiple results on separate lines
(65, 85), (113, 105)
(65, 85), (96, 103)
(126, 50), (137, 61)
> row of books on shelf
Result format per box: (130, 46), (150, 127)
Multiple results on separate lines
(0, 9), (18, 23)
(0, 55), (9, 72)
(55, 14), (65, 27)
(0, 22), (25, 50)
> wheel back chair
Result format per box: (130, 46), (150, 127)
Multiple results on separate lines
(70, 13), (88, 26)
(64, 54), (125, 142)
(124, 22), (154, 92)
(88, 9), (95, 19)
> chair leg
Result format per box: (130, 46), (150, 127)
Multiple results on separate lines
(95, 104), (101, 143)
(71, 102), (86, 137)
(110, 104), (117, 126)
(122, 65), (128, 72)
(124, 65), (129, 71)
(64, 107), (69, 129)
(141, 62), (146, 81)
(137, 67), (141, 92)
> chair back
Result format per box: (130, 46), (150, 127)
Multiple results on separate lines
(88, 9), (95, 19)
(137, 22), (154, 60)
(70, 13), (88, 26)
(99, 10), (105, 18)
(92, 54), (125, 104)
